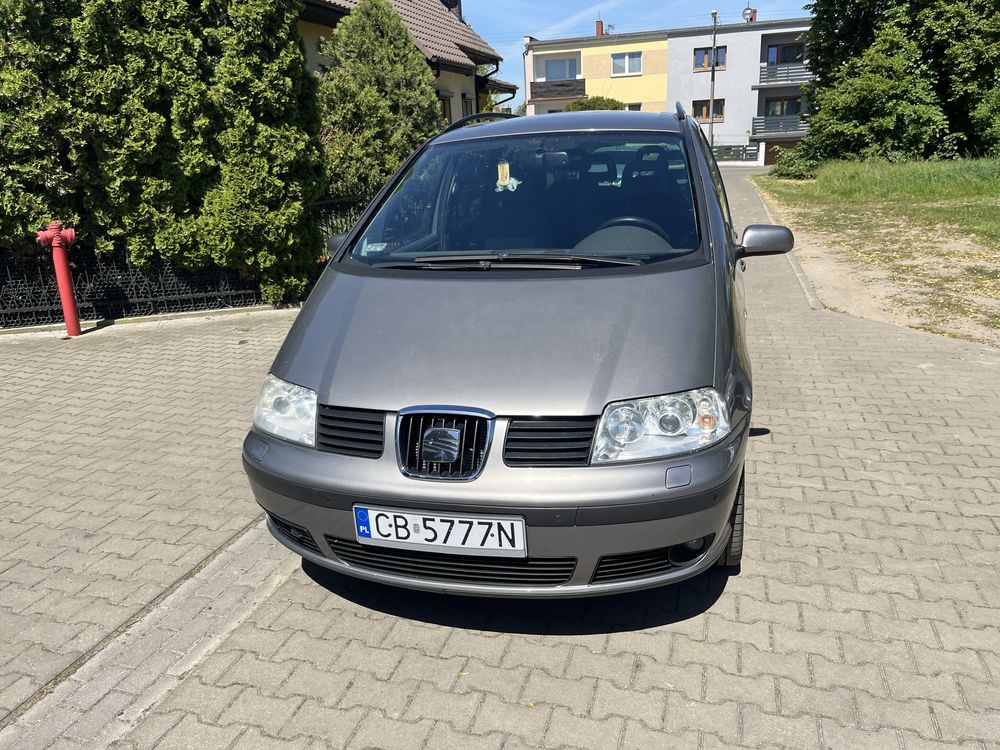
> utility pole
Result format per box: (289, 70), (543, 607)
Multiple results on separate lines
(709, 9), (719, 147)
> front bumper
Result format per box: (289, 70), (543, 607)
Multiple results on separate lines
(243, 416), (749, 598)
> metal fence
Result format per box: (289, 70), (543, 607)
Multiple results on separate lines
(316, 196), (369, 247)
(713, 143), (760, 162)
(0, 246), (263, 329)
(1, 196), (370, 330)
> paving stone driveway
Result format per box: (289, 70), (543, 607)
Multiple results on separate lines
(1, 170), (999, 749)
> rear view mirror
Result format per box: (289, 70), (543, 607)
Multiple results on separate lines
(541, 151), (570, 168)
(327, 233), (348, 256)
(739, 224), (794, 257)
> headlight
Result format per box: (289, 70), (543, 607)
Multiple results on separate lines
(253, 374), (317, 447)
(592, 387), (731, 463)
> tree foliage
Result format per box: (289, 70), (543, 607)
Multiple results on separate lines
(563, 96), (625, 111)
(0, 0), (81, 250)
(316, 0), (442, 200)
(805, 23), (952, 160)
(1, 0), (324, 303)
(804, 0), (897, 88)
(803, 0), (1000, 158)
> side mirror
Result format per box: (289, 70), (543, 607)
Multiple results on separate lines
(739, 224), (794, 257)
(327, 233), (348, 256)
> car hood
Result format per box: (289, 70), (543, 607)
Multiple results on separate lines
(274, 264), (718, 416)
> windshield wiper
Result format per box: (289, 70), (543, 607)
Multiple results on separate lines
(373, 253), (642, 270)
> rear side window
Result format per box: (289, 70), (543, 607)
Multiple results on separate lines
(348, 131), (705, 266)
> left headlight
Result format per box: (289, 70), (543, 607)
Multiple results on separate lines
(253, 374), (317, 447)
(592, 387), (731, 464)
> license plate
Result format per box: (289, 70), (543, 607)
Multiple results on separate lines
(353, 505), (527, 557)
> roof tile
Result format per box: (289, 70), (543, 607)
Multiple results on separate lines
(317, 0), (500, 69)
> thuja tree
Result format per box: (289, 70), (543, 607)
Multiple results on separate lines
(2, 0), (324, 302)
(69, 0), (325, 301)
(316, 0), (442, 199)
(197, 0), (326, 302)
(0, 0), (81, 251)
(68, 0), (210, 260)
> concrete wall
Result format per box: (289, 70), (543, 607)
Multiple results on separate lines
(525, 34), (669, 114)
(298, 21), (331, 71)
(435, 69), (478, 124)
(666, 22), (809, 146)
(582, 40), (668, 112)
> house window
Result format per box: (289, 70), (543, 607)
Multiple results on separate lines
(440, 96), (452, 122)
(692, 99), (725, 122)
(543, 57), (578, 81)
(765, 96), (802, 116)
(766, 43), (805, 65)
(462, 97), (474, 117)
(693, 46), (727, 71)
(624, 103), (641, 111)
(611, 51), (642, 76)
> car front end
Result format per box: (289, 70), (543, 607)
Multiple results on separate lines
(243, 113), (754, 597)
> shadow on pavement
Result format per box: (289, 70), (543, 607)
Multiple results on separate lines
(302, 560), (730, 635)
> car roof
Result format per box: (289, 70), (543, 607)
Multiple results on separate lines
(434, 111), (687, 145)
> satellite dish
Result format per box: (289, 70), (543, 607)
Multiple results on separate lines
(742, 5), (755, 22)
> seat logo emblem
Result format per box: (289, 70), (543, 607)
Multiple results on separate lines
(421, 427), (461, 463)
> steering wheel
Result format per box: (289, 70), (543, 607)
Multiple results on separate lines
(595, 216), (671, 243)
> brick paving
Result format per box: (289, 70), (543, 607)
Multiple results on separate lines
(1, 170), (999, 749)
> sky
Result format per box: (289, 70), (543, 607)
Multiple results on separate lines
(461, 0), (812, 106)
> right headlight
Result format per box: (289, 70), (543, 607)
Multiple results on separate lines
(253, 374), (317, 447)
(592, 387), (731, 463)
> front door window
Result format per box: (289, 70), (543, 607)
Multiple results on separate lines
(766, 43), (805, 65)
(765, 97), (802, 116)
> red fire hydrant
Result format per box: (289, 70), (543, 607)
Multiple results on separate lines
(36, 222), (81, 337)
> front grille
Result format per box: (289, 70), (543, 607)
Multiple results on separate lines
(503, 416), (599, 467)
(327, 537), (576, 586)
(397, 412), (490, 479)
(316, 405), (385, 458)
(268, 514), (322, 555)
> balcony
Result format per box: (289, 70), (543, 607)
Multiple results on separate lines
(528, 79), (585, 101)
(758, 62), (812, 86)
(751, 115), (808, 138)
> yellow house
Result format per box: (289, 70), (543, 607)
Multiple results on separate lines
(524, 21), (668, 114)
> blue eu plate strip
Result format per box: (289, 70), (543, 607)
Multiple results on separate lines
(354, 507), (371, 538)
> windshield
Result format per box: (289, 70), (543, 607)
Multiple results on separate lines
(347, 131), (702, 266)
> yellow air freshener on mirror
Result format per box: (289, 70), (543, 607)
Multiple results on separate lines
(496, 160), (520, 192)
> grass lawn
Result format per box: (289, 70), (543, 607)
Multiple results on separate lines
(755, 159), (1000, 338)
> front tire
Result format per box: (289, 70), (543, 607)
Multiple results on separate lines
(718, 470), (744, 573)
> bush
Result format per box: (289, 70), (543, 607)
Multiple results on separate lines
(805, 24), (953, 161)
(769, 146), (819, 179)
(971, 86), (1000, 157)
(563, 96), (625, 111)
(1, 0), (324, 305)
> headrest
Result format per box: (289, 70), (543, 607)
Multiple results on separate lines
(586, 155), (617, 182)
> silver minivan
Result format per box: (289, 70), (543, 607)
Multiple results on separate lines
(243, 110), (793, 597)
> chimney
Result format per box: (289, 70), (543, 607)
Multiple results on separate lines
(442, 0), (462, 21)
(596, 18), (604, 36)
(749, 8), (757, 21)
